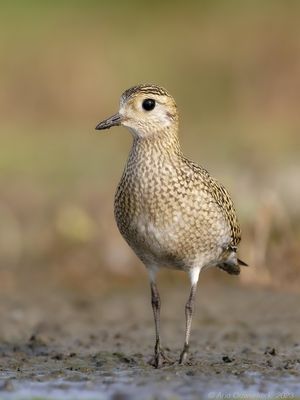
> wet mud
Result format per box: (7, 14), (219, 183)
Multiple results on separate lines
(0, 281), (300, 399)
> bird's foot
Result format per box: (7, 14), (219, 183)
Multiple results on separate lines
(148, 348), (173, 368)
(179, 343), (189, 364)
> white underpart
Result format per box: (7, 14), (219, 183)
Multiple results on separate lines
(135, 214), (182, 258)
(148, 261), (201, 287)
(189, 266), (201, 286)
(147, 264), (159, 283)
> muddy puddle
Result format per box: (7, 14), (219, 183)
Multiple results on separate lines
(0, 281), (300, 399)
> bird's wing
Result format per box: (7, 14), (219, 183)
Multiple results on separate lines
(207, 176), (242, 248)
(182, 158), (242, 248)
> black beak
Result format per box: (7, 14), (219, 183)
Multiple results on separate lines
(95, 113), (122, 131)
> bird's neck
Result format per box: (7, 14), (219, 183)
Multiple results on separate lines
(129, 128), (182, 163)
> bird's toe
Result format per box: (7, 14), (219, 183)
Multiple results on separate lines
(148, 349), (173, 368)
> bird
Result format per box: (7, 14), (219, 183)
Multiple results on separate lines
(95, 84), (247, 368)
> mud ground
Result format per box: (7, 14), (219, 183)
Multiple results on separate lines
(0, 276), (300, 399)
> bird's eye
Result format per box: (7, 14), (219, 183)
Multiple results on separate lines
(142, 98), (156, 111)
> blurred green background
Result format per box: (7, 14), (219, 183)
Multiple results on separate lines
(0, 1), (299, 294)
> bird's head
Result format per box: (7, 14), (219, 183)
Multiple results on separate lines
(95, 84), (178, 139)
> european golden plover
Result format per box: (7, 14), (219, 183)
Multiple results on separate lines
(95, 84), (247, 368)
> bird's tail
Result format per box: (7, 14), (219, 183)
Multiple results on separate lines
(217, 249), (249, 275)
(237, 258), (248, 266)
(218, 262), (241, 275)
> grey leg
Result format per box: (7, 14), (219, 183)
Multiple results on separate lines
(151, 281), (161, 367)
(149, 280), (172, 368)
(179, 283), (197, 364)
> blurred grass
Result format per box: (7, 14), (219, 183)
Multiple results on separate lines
(0, 1), (299, 293)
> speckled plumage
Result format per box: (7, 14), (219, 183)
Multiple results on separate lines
(96, 84), (246, 367)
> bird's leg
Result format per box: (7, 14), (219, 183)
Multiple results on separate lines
(179, 267), (200, 364)
(148, 279), (172, 368)
(150, 281), (161, 367)
(179, 283), (197, 364)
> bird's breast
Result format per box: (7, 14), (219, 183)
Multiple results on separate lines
(113, 152), (232, 268)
